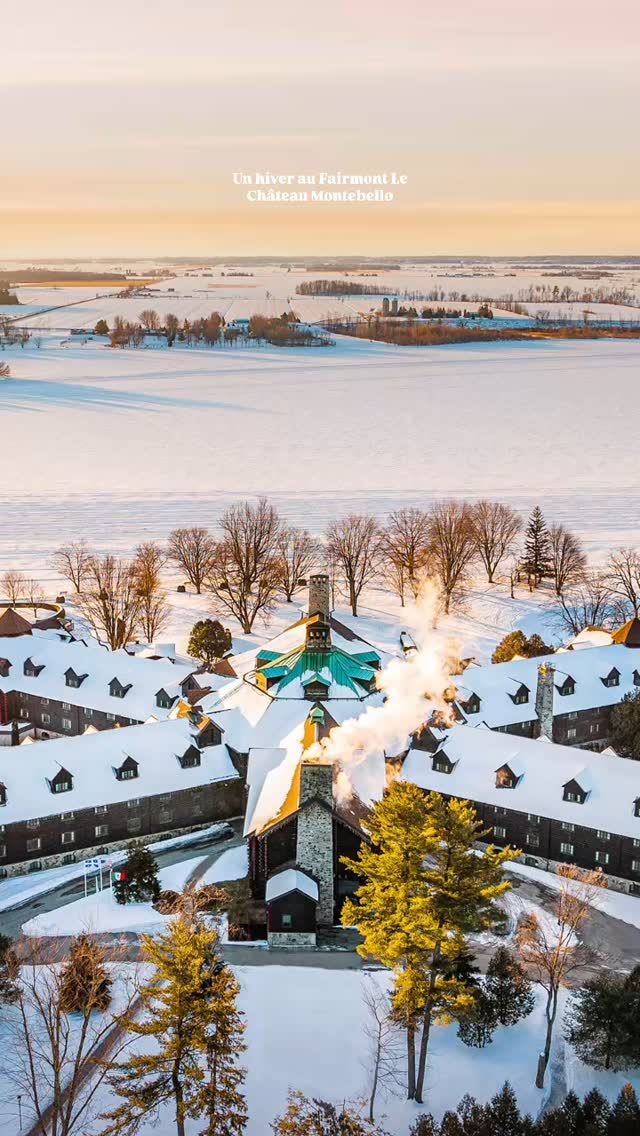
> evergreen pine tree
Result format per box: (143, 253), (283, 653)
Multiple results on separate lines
(103, 918), (245, 1136)
(0, 933), (19, 1004)
(59, 933), (112, 1013)
(457, 988), (498, 1048)
(196, 957), (247, 1135)
(565, 971), (639, 1071)
(607, 1084), (640, 1136)
(522, 506), (551, 587)
(485, 946), (535, 1026)
(188, 620), (232, 669)
(558, 1092), (584, 1136)
(342, 784), (513, 1104)
(580, 1088), (610, 1135)
(113, 843), (160, 905)
(488, 1083), (525, 1136)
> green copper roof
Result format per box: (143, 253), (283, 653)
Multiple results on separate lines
(259, 643), (378, 698)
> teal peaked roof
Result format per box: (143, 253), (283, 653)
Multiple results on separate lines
(258, 642), (379, 699)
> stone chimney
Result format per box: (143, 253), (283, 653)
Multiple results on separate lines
(535, 663), (555, 741)
(295, 760), (335, 924)
(308, 574), (331, 620)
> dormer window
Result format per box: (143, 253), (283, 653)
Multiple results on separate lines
(464, 693), (481, 715)
(556, 675), (575, 697)
(303, 673), (330, 701)
(115, 755), (139, 781)
(48, 767), (73, 794)
(156, 688), (174, 710)
(23, 658), (45, 678)
(510, 683), (530, 706)
(0, 783), (6, 806)
(433, 752), (456, 775)
(602, 667), (620, 689)
(109, 677), (132, 699)
(177, 744), (201, 769)
(563, 777), (588, 804)
(495, 763), (522, 789)
(65, 667), (87, 689)
(0, 658), (11, 678)
(199, 721), (222, 747)
(634, 671), (640, 688)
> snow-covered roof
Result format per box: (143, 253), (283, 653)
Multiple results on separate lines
(265, 868), (319, 903)
(0, 632), (196, 721)
(0, 717), (238, 824)
(454, 643), (640, 729)
(401, 724), (640, 840)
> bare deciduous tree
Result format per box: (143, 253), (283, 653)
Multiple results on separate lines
(326, 514), (382, 617)
(76, 556), (143, 649)
(559, 571), (617, 634)
(51, 541), (93, 593)
(362, 979), (402, 1123)
(1, 569), (27, 604)
(139, 309), (160, 332)
(470, 500), (522, 583)
(427, 500), (477, 614)
(0, 362), (10, 378)
(206, 498), (283, 633)
(25, 578), (45, 617)
(7, 937), (137, 1136)
(517, 865), (606, 1088)
(381, 507), (431, 604)
(167, 527), (217, 595)
(549, 524), (587, 596)
(608, 548), (640, 615)
(276, 525), (318, 602)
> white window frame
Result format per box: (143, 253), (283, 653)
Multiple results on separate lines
(560, 842), (574, 857)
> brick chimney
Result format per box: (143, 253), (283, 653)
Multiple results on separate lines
(535, 663), (555, 741)
(308, 574), (331, 620)
(296, 760), (335, 924)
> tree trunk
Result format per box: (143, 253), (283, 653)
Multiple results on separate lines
(349, 582), (358, 617)
(536, 986), (558, 1088)
(172, 1070), (186, 1136)
(406, 1021), (416, 1100)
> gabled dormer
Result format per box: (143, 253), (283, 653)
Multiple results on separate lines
(601, 666), (620, 689)
(198, 720), (222, 747)
(634, 797), (640, 819)
(495, 762), (522, 789)
(563, 777), (588, 804)
(177, 744), (201, 769)
(65, 667), (87, 689)
(109, 677), (132, 699)
(555, 674), (575, 697)
(0, 658), (11, 678)
(0, 782), (6, 806)
(432, 750), (457, 775)
(462, 692), (481, 715)
(23, 657), (45, 678)
(302, 672), (330, 701)
(634, 670), (640, 688)
(48, 766), (73, 794)
(155, 687), (176, 710)
(114, 755), (139, 781)
(509, 683), (530, 706)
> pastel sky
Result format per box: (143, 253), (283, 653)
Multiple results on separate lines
(3, 0), (640, 256)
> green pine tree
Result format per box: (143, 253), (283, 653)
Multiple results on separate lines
(113, 843), (160, 905)
(188, 620), (232, 669)
(485, 946), (535, 1027)
(488, 1082), (526, 1136)
(565, 968), (640, 1072)
(59, 933), (112, 1013)
(342, 784), (514, 1104)
(0, 933), (19, 1004)
(607, 1084), (640, 1136)
(580, 1088), (610, 1135)
(522, 506), (551, 587)
(610, 691), (640, 760)
(196, 958), (247, 1135)
(457, 988), (498, 1048)
(103, 918), (245, 1136)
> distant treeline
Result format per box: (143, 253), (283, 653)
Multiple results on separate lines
(0, 270), (128, 284)
(106, 309), (333, 349)
(324, 316), (640, 346)
(297, 279), (389, 296)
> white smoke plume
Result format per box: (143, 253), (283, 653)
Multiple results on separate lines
(307, 580), (460, 804)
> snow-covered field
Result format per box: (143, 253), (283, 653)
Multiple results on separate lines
(2, 330), (640, 582)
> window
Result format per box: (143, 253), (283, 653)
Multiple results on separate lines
(106, 713), (116, 722)
(493, 825), (506, 839)
(127, 818), (142, 833)
(632, 860), (640, 874)
(53, 779), (71, 793)
(19, 708), (28, 720)
(41, 713), (50, 725)
(127, 798), (141, 809)
(62, 719), (72, 732)
(568, 711), (578, 720)
(94, 824), (109, 838)
(561, 822), (575, 832)
(159, 795), (171, 805)
(564, 791), (581, 803)
(62, 702), (71, 711)
(634, 839), (640, 849)
(26, 837), (42, 853)
(560, 842), (574, 857)
(597, 830), (610, 841)
(94, 805), (107, 815)
(494, 806), (507, 816)
(527, 813), (540, 824)
(158, 810), (173, 825)
(27, 818), (40, 829)
(84, 708), (93, 717)
(526, 832), (540, 848)
(41, 698), (50, 706)
(61, 831), (75, 845)
(60, 811), (75, 821)
(567, 728), (577, 740)
(590, 724), (600, 736)
(121, 767), (136, 780)
(281, 913), (293, 928)
(0, 845), (6, 859)
(433, 759), (452, 774)
(595, 850), (610, 866)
